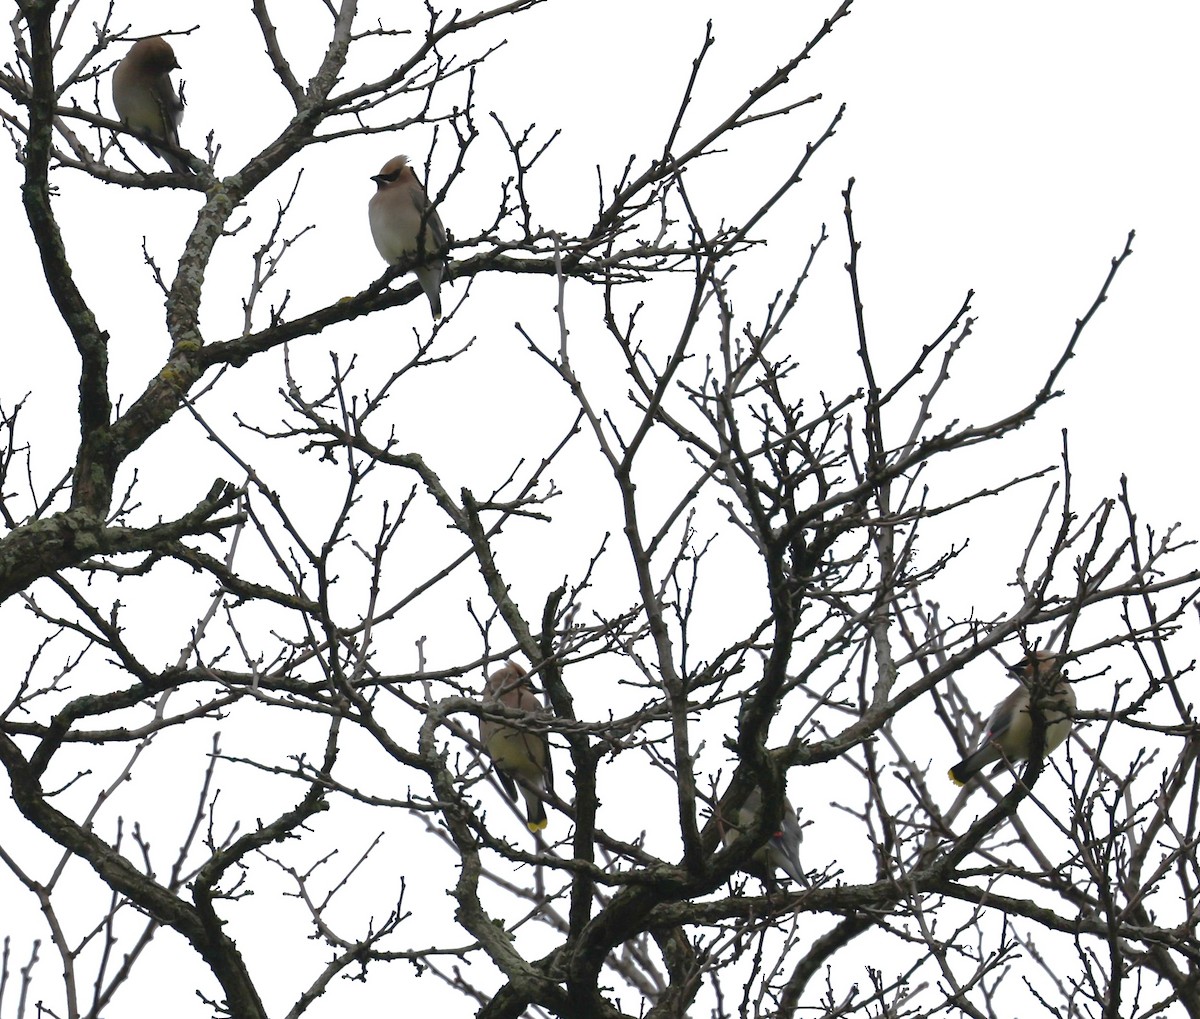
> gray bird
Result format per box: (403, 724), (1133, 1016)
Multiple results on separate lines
(112, 36), (192, 174)
(949, 650), (1075, 786)
(368, 155), (447, 320)
(480, 660), (553, 832)
(722, 785), (807, 889)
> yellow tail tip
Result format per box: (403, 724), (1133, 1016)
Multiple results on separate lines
(948, 769), (966, 787)
(527, 818), (548, 833)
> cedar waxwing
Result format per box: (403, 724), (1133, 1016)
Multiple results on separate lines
(948, 650), (1075, 786)
(367, 155), (447, 320)
(722, 785), (808, 889)
(480, 660), (553, 832)
(111, 36), (192, 175)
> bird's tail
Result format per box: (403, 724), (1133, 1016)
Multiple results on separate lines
(524, 794), (548, 833)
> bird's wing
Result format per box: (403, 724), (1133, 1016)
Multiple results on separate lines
(983, 689), (1022, 741)
(408, 187), (446, 252)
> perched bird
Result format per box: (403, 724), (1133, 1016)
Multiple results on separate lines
(111, 36), (192, 174)
(480, 660), (553, 832)
(721, 785), (808, 889)
(367, 155), (447, 320)
(949, 650), (1075, 786)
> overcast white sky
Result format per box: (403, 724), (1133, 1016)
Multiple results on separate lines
(6, 0), (1196, 533)
(3, 1), (1198, 1015)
